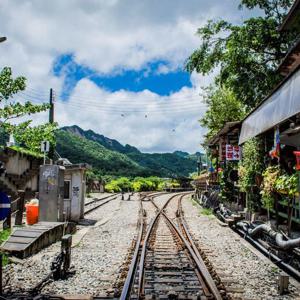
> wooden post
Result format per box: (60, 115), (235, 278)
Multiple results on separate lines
(15, 191), (25, 226)
(278, 273), (289, 295)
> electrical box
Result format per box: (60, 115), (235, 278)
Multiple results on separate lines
(39, 165), (65, 222)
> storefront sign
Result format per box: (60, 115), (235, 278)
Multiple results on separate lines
(226, 144), (241, 161)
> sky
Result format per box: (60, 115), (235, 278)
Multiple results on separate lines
(0, 0), (252, 153)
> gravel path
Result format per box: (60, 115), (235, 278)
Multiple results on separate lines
(181, 195), (300, 300)
(152, 193), (175, 210)
(4, 194), (139, 297)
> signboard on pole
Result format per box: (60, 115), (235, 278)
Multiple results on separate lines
(0, 191), (10, 221)
(226, 144), (241, 161)
(41, 141), (50, 153)
(41, 141), (50, 165)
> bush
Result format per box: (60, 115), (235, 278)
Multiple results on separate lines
(105, 176), (166, 192)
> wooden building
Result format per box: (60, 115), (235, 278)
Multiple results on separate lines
(238, 1), (300, 227)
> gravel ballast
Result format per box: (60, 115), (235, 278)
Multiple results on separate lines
(181, 195), (300, 300)
(4, 194), (139, 297)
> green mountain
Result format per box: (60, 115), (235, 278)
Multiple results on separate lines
(56, 130), (149, 176)
(56, 125), (200, 177)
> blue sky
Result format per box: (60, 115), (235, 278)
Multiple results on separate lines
(1, 0), (249, 152)
(52, 54), (192, 100)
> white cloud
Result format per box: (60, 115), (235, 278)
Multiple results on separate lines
(0, 0), (251, 152)
(53, 76), (207, 153)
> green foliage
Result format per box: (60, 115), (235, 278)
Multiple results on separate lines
(260, 165), (280, 209)
(0, 67), (55, 154)
(186, 0), (296, 109)
(132, 176), (164, 192)
(57, 127), (198, 177)
(86, 169), (103, 182)
(126, 151), (197, 177)
(8, 145), (44, 158)
(12, 123), (57, 153)
(200, 207), (213, 216)
(239, 0), (293, 19)
(260, 166), (298, 210)
(0, 67), (26, 100)
(0, 228), (11, 241)
(0, 67), (49, 122)
(0, 229), (11, 266)
(275, 173), (299, 198)
(105, 177), (132, 192)
(238, 138), (265, 211)
(56, 130), (147, 177)
(238, 138), (265, 192)
(200, 86), (246, 141)
(105, 176), (164, 192)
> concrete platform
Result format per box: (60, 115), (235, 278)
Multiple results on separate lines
(1, 221), (76, 258)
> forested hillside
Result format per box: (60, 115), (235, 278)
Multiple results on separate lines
(57, 126), (200, 177)
(56, 130), (150, 176)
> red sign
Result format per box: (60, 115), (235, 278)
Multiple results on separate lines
(226, 145), (241, 161)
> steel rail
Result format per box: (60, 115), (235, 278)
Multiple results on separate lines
(137, 193), (183, 298)
(121, 192), (168, 300)
(121, 192), (199, 299)
(177, 195), (223, 300)
(84, 194), (116, 207)
(84, 195), (118, 215)
(162, 211), (222, 299)
(120, 199), (145, 300)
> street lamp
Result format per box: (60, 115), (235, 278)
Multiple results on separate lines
(0, 37), (7, 43)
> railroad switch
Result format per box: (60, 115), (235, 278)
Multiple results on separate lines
(51, 234), (75, 280)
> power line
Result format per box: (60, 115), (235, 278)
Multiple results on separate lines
(53, 100), (205, 115)
(18, 91), (206, 111)
(25, 86), (204, 103)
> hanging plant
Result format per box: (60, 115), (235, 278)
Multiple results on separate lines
(238, 138), (265, 211)
(275, 173), (299, 198)
(260, 166), (280, 210)
(238, 138), (264, 190)
(219, 163), (237, 203)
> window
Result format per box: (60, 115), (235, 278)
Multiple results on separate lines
(64, 180), (71, 199)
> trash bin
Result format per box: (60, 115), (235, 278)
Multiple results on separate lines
(25, 200), (39, 225)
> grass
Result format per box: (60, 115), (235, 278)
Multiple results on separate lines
(271, 266), (279, 274)
(0, 228), (11, 266)
(189, 196), (215, 218)
(200, 208), (213, 216)
(0, 228), (11, 242)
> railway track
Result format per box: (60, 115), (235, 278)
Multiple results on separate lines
(120, 192), (225, 300)
(84, 194), (118, 215)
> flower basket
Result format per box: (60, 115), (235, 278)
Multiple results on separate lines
(294, 151), (300, 171)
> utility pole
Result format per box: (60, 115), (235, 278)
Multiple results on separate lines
(49, 88), (54, 162)
(197, 155), (202, 176)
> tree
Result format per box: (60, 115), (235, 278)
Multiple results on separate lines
(0, 67), (56, 152)
(12, 123), (57, 153)
(200, 86), (246, 141)
(186, 0), (296, 109)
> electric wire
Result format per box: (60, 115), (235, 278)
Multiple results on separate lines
(18, 91), (206, 110)
(25, 86), (204, 102)
(15, 88), (206, 115)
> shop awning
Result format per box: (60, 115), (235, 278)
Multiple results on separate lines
(239, 68), (300, 145)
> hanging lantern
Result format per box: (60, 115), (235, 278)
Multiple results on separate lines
(293, 151), (300, 171)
